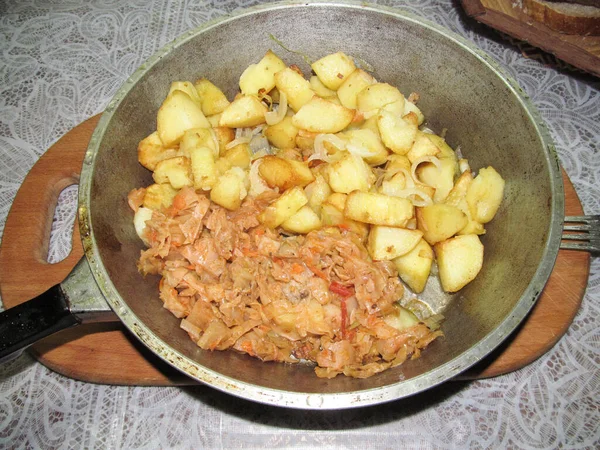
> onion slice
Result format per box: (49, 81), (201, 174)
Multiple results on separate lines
(411, 155), (442, 186)
(264, 92), (288, 126)
(308, 133), (346, 163)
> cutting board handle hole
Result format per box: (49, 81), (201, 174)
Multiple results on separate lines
(47, 184), (78, 264)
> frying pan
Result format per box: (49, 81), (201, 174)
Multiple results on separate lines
(0, 1), (564, 409)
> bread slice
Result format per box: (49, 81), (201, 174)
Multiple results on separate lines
(523, 0), (600, 35)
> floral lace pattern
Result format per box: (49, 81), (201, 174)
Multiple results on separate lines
(0, 1), (598, 448)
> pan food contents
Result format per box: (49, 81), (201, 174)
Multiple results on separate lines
(128, 50), (505, 378)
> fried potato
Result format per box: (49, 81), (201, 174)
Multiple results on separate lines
(157, 90), (211, 147)
(357, 83), (404, 114)
(416, 204), (468, 245)
(239, 50), (287, 97)
(377, 110), (418, 155)
(274, 67), (315, 112)
(337, 69), (376, 109)
(305, 174), (332, 215)
(264, 116), (298, 149)
(153, 156), (193, 189)
(393, 239), (434, 293)
(406, 131), (441, 163)
(403, 100), (425, 125)
(190, 146), (217, 190)
(142, 183), (178, 210)
(210, 167), (248, 210)
(415, 157), (456, 203)
(325, 152), (375, 193)
(466, 166), (505, 224)
(168, 81), (202, 106)
(345, 191), (413, 227)
(367, 226), (423, 261)
(219, 95), (268, 128)
(259, 186), (308, 228)
(137, 131), (179, 171)
(309, 75), (336, 98)
(194, 78), (230, 116)
(221, 143), (251, 169)
(281, 205), (322, 234)
(179, 127), (218, 158)
(212, 127), (235, 155)
(320, 202), (368, 241)
(435, 234), (484, 293)
(343, 128), (388, 166)
(258, 155), (314, 190)
(292, 97), (354, 133)
(311, 51), (356, 90)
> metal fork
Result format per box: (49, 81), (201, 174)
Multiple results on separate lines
(561, 215), (600, 254)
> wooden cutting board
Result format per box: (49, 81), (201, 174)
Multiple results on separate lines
(461, 0), (600, 78)
(0, 115), (590, 385)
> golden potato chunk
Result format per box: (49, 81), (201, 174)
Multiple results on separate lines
(274, 67), (315, 112)
(406, 131), (441, 163)
(210, 167), (248, 210)
(337, 69), (376, 109)
(153, 156), (193, 189)
(157, 90), (211, 147)
(179, 127), (218, 158)
(367, 226), (423, 261)
(239, 50), (287, 96)
(142, 183), (178, 210)
(325, 152), (375, 193)
(345, 191), (413, 227)
(194, 78), (231, 116)
(264, 116), (298, 149)
(343, 128), (388, 166)
(219, 95), (268, 128)
(416, 204), (468, 245)
(189, 146), (217, 190)
(357, 83), (404, 114)
(309, 75), (336, 98)
(466, 166), (505, 224)
(292, 97), (354, 133)
(393, 239), (434, 293)
(258, 155), (314, 190)
(311, 51), (356, 90)
(281, 205), (322, 234)
(377, 110), (418, 155)
(137, 131), (179, 171)
(259, 186), (308, 228)
(305, 174), (332, 215)
(435, 234), (484, 293)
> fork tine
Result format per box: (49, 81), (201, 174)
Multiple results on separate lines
(561, 215), (600, 253)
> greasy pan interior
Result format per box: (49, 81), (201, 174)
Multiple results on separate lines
(79, 2), (563, 409)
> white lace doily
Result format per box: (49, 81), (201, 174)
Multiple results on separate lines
(0, 1), (598, 448)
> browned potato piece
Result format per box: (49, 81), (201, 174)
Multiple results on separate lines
(311, 51), (356, 90)
(466, 166), (505, 224)
(292, 97), (354, 133)
(157, 90), (211, 147)
(416, 204), (468, 245)
(325, 152), (375, 193)
(221, 143), (251, 169)
(210, 167), (248, 210)
(137, 131), (179, 171)
(345, 191), (413, 227)
(264, 116), (298, 149)
(337, 69), (376, 109)
(153, 156), (193, 189)
(143, 183), (178, 210)
(219, 95), (268, 128)
(194, 78), (230, 116)
(309, 75), (336, 98)
(357, 83), (404, 114)
(377, 110), (418, 155)
(393, 239), (434, 293)
(367, 226), (423, 260)
(239, 50), (287, 96)
(281, 205), (322, 234)
(259, 186), (308, 228)
(274, 67), (315, 112)
(320, 202), (368, 241)
(213, 127), (235, 155)
(258, 155), (314, 190)
(435, 234), (484, 292)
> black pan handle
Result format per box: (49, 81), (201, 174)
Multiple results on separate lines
(0, 257), (117, 363)
(0, 285), (80, 363)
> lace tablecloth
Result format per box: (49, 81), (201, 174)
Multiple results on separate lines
(0, 1), (598, 448)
